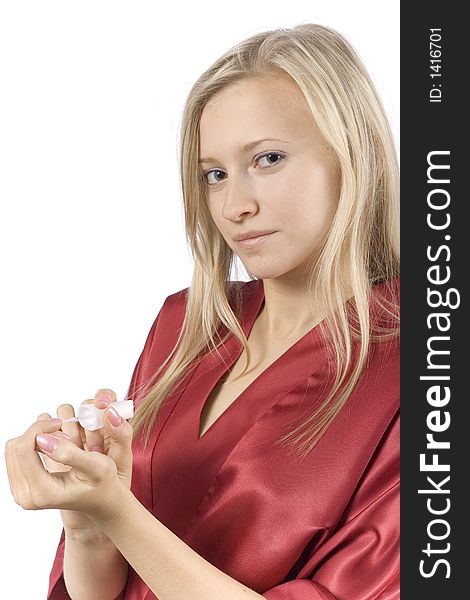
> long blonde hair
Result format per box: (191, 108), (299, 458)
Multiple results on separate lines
(130, 23), (399, 460)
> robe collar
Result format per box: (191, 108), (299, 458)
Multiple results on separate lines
(149, 279), (330, 537)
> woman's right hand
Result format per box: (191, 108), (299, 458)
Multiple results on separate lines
(37, 389), (133, 534)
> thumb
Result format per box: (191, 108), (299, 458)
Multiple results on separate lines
(103, 406), (133, 479)
(35, 434), (105, 479)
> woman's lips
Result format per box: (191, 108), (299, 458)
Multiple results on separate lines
(235, 231), (277, 248)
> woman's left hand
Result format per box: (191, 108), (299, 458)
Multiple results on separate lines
(5, 416), (124, 524)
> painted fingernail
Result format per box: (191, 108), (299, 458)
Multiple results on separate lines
(106, 406), (123, 427)
(36, 434), (58, 453)
(98, 394), (112, 404)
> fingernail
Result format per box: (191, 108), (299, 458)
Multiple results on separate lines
(56, 432), (71, 440)
(90, 445), (103, 453)
(106, 406), (123, 427)
(49, 418), (62, 425)
(98, 394), (112, 404)
(36, 434), (58, 453)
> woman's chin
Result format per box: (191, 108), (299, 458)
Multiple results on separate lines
(241, 262), (282, 281)
(243, 265), (295, 282)
(243, 260), (312, 283)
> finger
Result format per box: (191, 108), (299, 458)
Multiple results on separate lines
(93, 389), (117, 452)
(36, 413), (53, 458)
(79, 399), (106, 452)
(23, 417), (64, 438)
(37, 413), (52, 420)
(8, 437), (55, 509)
(56, 404), (84, 448)
(5, 437), (22, 503)
(39, 435), (73, 471)
(35, 434), (110, 481)
(5, 436), (39, 508)
(94, 388), (117, 409)
(36, 415), (71, 442)
(102, 407), (133, 478)
(5, 419), (62, 508)
(36, 412), (73, 470)
(18, 418), (64, 469)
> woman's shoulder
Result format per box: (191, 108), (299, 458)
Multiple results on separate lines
(160, 286), (190, 312)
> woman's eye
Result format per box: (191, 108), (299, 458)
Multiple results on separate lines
(202, 152), (285, 187)
(256, 152), (285, 168)
(203, 169), (227, 186)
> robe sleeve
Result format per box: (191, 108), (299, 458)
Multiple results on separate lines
(46, 306), (164, 599)
(261, 411), (400, 600)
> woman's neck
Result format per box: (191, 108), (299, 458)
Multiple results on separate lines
(258, 278), (324, 341)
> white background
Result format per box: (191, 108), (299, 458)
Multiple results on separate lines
(0, 1), (399, 597)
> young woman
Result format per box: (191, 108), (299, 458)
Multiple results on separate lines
(5, 24), (399, 600)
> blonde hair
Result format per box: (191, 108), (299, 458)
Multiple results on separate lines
(130, 23), (399, 460)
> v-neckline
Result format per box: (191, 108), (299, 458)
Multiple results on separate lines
(196, 279), (324, 441)
(149, 278), (330, 535)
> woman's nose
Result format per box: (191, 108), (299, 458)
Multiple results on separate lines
(221, 175), (258, 221)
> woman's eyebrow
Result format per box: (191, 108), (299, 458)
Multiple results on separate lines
(198, 138), (292, 164)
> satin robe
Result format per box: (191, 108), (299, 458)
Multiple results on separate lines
(47, 278), (400, 599)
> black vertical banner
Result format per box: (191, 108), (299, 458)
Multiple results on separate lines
(401, 4), (467, 598)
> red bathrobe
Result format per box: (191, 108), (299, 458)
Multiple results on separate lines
(47, 278), (400, 599)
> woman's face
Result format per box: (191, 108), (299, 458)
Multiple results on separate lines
(199, 74), (341, 282)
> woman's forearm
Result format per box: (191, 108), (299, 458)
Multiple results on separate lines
(63, 528), (129, 600)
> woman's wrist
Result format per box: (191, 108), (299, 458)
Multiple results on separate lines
(63, 525), (129, 600)
(64, 525), (111, 545)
